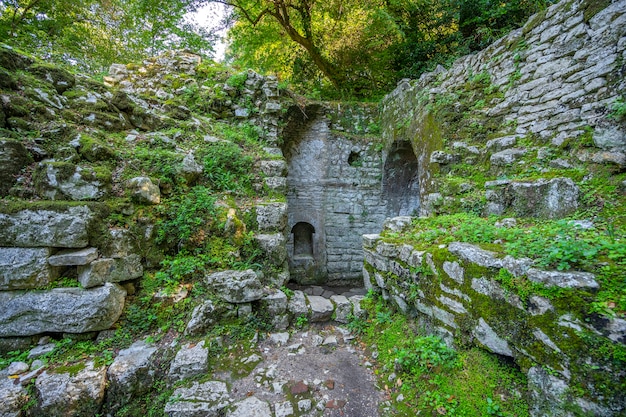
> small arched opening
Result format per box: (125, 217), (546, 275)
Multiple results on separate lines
(291, 222), (315, 259)
(383, 141), (420, 216)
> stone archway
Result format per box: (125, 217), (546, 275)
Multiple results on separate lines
(292, 222), (315, 258)
(383, 141), (420, 216)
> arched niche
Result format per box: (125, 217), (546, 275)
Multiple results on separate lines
(291, 222), (315, 259)
(383, 141), (420, 216)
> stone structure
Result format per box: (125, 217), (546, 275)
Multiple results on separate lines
(363, 223), (625, 415)
(381, 0), (626, 215)
(282, 105), (420, 285)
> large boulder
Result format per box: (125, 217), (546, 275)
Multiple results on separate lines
(34, 361), (106, 417)
(0, 247), (57, 290)
(205, 270), (264, 303)
(0, 139), (31, 197)
(0, 206), (94, 248)
(485, 178), (579, 219)
(0, 283), (126, 337)
(106, 340), (158, 410)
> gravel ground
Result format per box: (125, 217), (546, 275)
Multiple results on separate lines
(212, 323), (385, 417)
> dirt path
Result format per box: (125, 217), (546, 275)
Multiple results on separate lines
(213, 323), (386, 416)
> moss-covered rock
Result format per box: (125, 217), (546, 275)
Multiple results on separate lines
(0, 138), (32, 196)
(29, 63), (76, 94)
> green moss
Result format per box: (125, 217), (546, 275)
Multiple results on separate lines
(52, 362), (86, 376)
(582, 0), (611, 23)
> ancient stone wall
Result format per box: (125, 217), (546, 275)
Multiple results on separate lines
(381, 0), (626, 215)
(363, 220), (625, 416)
(282, 106), (392, 285)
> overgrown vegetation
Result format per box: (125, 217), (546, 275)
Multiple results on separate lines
(383, 213), (626, 317)
(351, 292), (530, 416)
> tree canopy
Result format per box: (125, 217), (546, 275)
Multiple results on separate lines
(0, 0), (215, 73)
(1, 0), (553, 96)
(214, 0), (552, 97)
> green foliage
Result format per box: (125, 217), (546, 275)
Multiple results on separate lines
(156, 186), (221, 250)
(609, 97), (626, 120)
(357, 296), (529, 416)
(0, 0), (215, 74)
(295, 315), (309, 328)
(225, 72), (248, 89)
(395, 335), (459, 373)
(386, 213), (626, 317)
(200, 142), (255, 195)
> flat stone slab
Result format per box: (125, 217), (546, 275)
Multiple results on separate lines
(0, 206), (94, 248)
(0, 283), (126, 337)
(48, 247), (98, 266)
(526, 268), (598, 289)
(205, 269), (264, 303)
(0, 247), (56, 290)
(307, 295), (334, 322)
(164, 381), (231, 417)
(226, 396), (271, 417)
(78, 255), (143, 288)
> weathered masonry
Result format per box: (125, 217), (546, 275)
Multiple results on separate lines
(282, 105), (421, 286)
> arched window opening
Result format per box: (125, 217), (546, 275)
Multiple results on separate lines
(291, 222), (315, 258)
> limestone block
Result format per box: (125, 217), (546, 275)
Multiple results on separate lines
(35, 361), (106, 417)
(473, 318), (513, 357)
(430, 150), (458, 165)
(490, 148), (527, 166)
(260, 289), (288, 315)
(287, 290), (308, 317)
(264, 176), (287, 192)
(0, 368), (27, 417)
(36, 162), (106, 201)
(264, 101), (282, 113)
(485, 178), (579, 219)
(0, 139), (31, 197)
(442, 261), (464, 284)
(0, 247), (56, 290)
(184, 300), (226, 336)
(526, 268), (598, 289)
(48, 247), (98, 266)
(127, 176), (160, 204)
(382, 216), (413, 233)
(485, 135), (517, 151)
(330, 295), (352, 323)
(205, 269), (264, 303)
(307, 295), (334, 322)
(226, 396), (272, 417)
(259, 159), (287, 177)
(0, 206), (93, 248)
(448, 242), (503, 269)
(168, 341), (208, 383)
(0, 283), (126, 337)
(181, 153), (203, 183)
(255, 202), (287, 232)
(78, 255), (143, 288)
(164, 381), (231, 417)
(255, 233), (287, 266)
(107, 340), (158, 406)
(104, 228), (136, 258)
